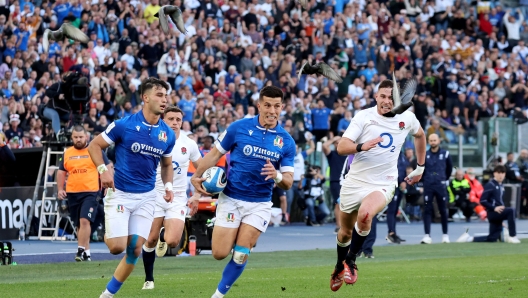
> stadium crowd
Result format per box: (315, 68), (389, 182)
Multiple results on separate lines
(0, 0), (528, 222)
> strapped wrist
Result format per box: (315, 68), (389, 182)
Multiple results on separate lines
(164, 182), (173, 191)
(97, 164), (108, 174)
(274, 171), (283, 184)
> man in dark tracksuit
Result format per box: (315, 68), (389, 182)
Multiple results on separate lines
(421, 133), (453, 244)
(386, 148), (415, 244)
(456, 165), (521, 243)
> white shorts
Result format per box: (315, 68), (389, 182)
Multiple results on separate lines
(154, 191), (188, 221)
(103, 188), (156, 240)
(215, 192), (273, 233)
(339, 180), (397, 214)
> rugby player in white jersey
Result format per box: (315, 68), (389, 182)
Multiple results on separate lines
(329, 79), (427, 291)
(141, 106), (202, 290)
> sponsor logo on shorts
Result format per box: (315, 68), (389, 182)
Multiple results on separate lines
(263, 220), (267, 227)
(89, 207), (94, 213)
(227, 213), (235, 222)
(181, 210), (185, 215)
(117, 205), (124, 213)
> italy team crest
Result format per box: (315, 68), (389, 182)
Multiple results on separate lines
(158, 131), (168, 142)
(227, 213), (235, 222)
(117, 205), (124, 213)
(273, 135), (284, 149)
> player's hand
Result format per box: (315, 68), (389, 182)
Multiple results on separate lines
(405, 165), (425, 185)
(57, 190), (67, 200)
(164, 189), (174, 203)
(188, 193), (200, 216)
(191, 174), (213, 196)
(361, 136), (384, 151)
(100, 171), (115, 192)
(494, 206), (505, 213)
(261, 159), (277, 181)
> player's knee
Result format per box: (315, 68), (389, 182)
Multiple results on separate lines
(232, 245), (250, 265)
(125, 235), (141, 265)
(357, 210), (372, 228)
(108, 243), (126, 255)
(166, 237), (180, 248)
(212, 248), (230, 260)
(79, 218), (90, 227)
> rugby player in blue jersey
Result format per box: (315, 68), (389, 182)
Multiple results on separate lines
(191, 86), (296, 298)
(88, 77), (176, 297)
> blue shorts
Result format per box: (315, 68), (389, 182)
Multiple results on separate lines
(67, 192), (100, 227)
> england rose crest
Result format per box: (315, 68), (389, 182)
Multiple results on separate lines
(181, 147), (187, 155)
(399, 122), (405, 130)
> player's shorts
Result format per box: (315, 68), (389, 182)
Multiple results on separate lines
(154, 191), (188, 221)
(215, 192), (273, 233)
(339, 180), (397, 214)
(103, 188), (156, 240)
(67, 192), (99, 227)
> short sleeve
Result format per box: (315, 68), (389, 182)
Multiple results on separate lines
(101, 119), (126, 145)
(58, 153), (65, 171)
(163, 132), (176, 157)
(189, 140), (201, 162)
(215, 122), (238, 154)
(342, 111), (364, 142)
(280, 138), (295, 173)
(409, 113), (421, 136)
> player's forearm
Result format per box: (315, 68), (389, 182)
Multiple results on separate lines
(160, 163), (173, 185)
(414, 134), (426, 166)
(337, 138), (359, 156)
(277, 172), (293, 190)
(88, 141), (105, 168)
(193, 147), (223, 178)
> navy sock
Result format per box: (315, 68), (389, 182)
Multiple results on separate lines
(346, 227), (367, 262)
(336, 237), (350, 268)
(217, 259), (246, 295)
(142, 247), (156, 282)
(160, 229), (165, 242)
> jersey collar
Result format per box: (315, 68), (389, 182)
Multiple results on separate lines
(253, 114), (278, 133)
(138, 110), (160, 128)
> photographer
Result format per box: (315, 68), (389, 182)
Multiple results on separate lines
(43, 72), (90, 139)
(300, 165), (330, 226)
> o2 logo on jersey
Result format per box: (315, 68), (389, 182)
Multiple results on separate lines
(243, 145), (253, 156)
(172, 161), (182, 174)
(131, 142), (141, 153)
(378, 133), (396, 153)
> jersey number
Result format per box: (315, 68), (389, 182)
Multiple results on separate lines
(378, 133), (395, 153)
(172, 161), (182, 174)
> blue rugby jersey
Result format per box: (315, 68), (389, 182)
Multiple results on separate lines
(102, 111), (176, 193)
(215, 116), (295, 202)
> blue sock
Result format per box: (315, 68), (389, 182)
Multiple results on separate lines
(106, 276), (123, 294)
(217, 259), (247, 295)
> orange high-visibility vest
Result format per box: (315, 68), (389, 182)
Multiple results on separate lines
(63, 147), (100, 193)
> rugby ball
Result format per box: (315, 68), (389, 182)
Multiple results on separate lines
(202, 166), (227, 194)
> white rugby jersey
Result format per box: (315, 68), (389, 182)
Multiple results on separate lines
(155, 133), (201, 196)
(342, 107), (420, 186)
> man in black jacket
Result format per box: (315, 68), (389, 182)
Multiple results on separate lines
(456, 165), (521, 244)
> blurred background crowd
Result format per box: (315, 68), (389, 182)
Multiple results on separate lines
(0, 0), (528, 150)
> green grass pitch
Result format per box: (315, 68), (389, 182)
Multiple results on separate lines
(1, 241), (527, 297)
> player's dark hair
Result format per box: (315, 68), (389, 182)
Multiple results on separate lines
(164, 105), (184, 117)
(140, 77), (170, 96)
(493, 165), (506, 173)
(72, 125), (85, 133)
(378, 79), (393, 90)
(259, 86), (284, 102)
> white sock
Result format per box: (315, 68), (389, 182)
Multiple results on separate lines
(213, 289), (225, 298)
(443, 234), (449, 237)
(78, 246), (85, 250)
(143, 244), (156, 252)
(85, 249), (90, 256)
(425, 234), (430, 237)
(103, 289), (114, 297)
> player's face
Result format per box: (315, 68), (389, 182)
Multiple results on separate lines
(71, 130), (87, 149)
(375, 87), (393, 115)
(163, 111), (182, 133)
(145, 86), (168, 115)
(257, 96), (283, 128)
